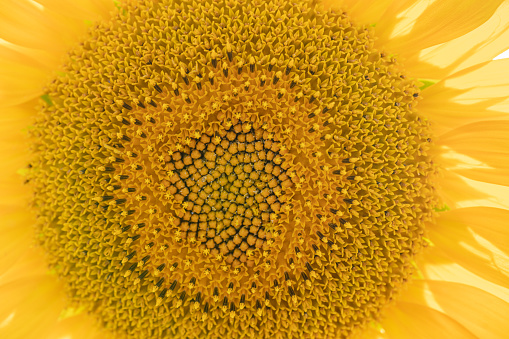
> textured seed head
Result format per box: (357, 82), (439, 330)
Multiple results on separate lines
(28, 0), (437, 338)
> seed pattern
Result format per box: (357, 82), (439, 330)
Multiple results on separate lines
(28, 0), (437, 338)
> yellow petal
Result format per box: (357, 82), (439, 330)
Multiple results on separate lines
(439, 120), (509, 158)
(0, 276), (64, 339)
(0, 208), (32, 276)
(405, 280), (509, 339)
(412, 2), (509, 79)
(36, 0), (115, 20)
(439, 207), (509, 256)
(428, 210), (509, 289)
(381, 301), (476, 339)
(0, 0), (67, 50)
(421, 249), (509, 304)
(437, 172), (491, 208)
(0, 58), (48, 108)
(321, 0), (395, 27)
(378, 0), (505, 63)
(420, 60), (509, 135)
(47, 313), (111, 339)
(438, 120), (509, 185)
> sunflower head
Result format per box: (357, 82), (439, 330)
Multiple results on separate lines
(14, 0), (445, 338)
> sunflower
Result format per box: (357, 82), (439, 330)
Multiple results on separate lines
(1, 0), (509, 338)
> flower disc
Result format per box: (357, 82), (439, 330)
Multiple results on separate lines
(29, 0), (437, 338)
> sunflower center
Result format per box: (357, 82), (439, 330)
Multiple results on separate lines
(28, 0), (437, 338)
(167, 122), (287, 265)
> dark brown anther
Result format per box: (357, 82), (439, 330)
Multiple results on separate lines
(137, 101), (145, 109)
(130, 152), (137, 157)
(288, 286), (295, 296)
(182, 75), (189, 86)
(273, 75), (280, 85)
(330, 208), (338, 214)
(121, 118), (130, 125)
(328, 223), (337, 231)
(140, 132), (147, 138)
(305, 262), (313, 272)
(203, 302), (209, 313)
(347, 176), (356, 180)
(128, 263), (138, 271)
(126, 251), (136, 260)
(237, 66), (242, 74)
(185, 96), (191, 104)
(154, 84), (162, 93)
(127, 210), (135, 215)
(342, 158), (351, 163)
(102, 196), (113, 201)
(115, 157), (124, 163)
(170, 280), (177, 290)
(121, 225), (131, 232)
(309, 95), (316, 104)
(240, 294), (245, 304)
(155, 278), (164, 288)
(122, 135), (131, 142)
(134, 119), (142, 125)
(159, 288), (168, 298)
(316, 231), (324, 240)
(223, 68), (228, 77)
(332, 170), (341, 175)
(119, 175), (129, 180)
(157, 263), (165, 271)
(195, 292), (201, 303)
(307, 113), (316, 119)
(343, 198), (353, 204)
(122, 102), (132, 110)
(149, 100), (157, 107)
(196, 82), (202, 90)
(139, 270), (149, 280)
(294, 96), (300, 102)
(290, 81), (296, 88)
(137, 223), (145, 228)
(209, 77), (214, 85)
(130, 235), (140, 242)
(166, 106), (172, 112)
(116, 198), (126, 205)
(260, 79), (266, 86)
(339, 218), (347, 225)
